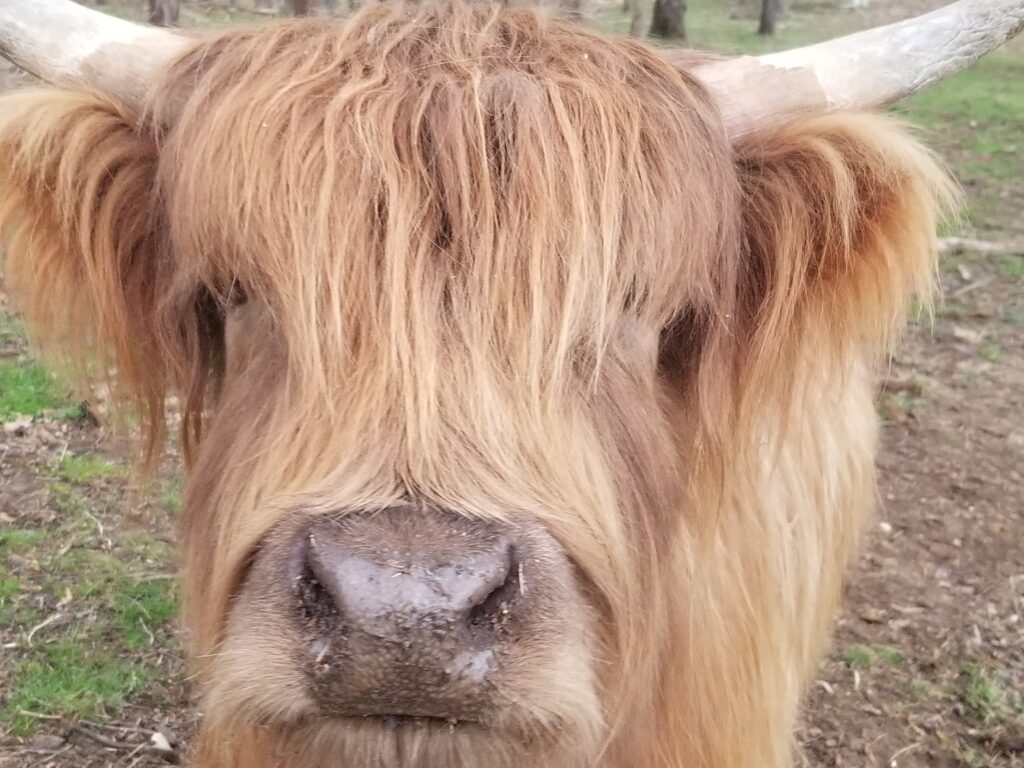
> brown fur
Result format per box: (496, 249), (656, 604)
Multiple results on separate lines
(0, 3), (957, 767)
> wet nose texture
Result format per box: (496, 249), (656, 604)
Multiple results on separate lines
(280, 506), (540, 722)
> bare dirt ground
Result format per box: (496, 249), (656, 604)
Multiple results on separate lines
(1, 1), (1021, 767)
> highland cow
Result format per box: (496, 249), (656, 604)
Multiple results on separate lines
(0, 1), (1021, 767)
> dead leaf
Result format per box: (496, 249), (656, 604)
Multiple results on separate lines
(857, 607), (887, 624)
(952, 326), (984, 344)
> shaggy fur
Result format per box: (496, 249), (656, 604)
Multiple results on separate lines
(0, 3), (956, 767)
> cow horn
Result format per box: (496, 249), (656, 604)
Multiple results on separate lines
(0, 0), (189, 108)
(680, 0), (1024, 139)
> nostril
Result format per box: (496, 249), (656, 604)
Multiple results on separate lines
(292, 533), (340, 635)
(467, 547), (522, 634)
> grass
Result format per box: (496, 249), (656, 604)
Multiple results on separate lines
(961, 747), (990, 768)
(844, 644), (874, 667)
(0, 393), (181, 735)
(0, 527), (48, 553)
(115, 578), (178, 650)
(57, 454), (129, 484)
(1001, 255), (1024, 278)
(2, 524), (180, 733)
(979, 342), (1002, 363)
(594, 0), (857, 49)
(0, 360), (66, 420)
(160, 476), (184, 515)
(960, 663), (1020, 725)
(6, 642), (149, 735)
(844, 644), (904, 668)
(0, 308), (74, 420)
(897, 51), (1024, 238)
(1, 514), (180, 734)
(876, 646), (904, 666)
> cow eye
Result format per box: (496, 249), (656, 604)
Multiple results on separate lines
(657, 309), (705, 382)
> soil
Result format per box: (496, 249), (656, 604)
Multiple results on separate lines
(797, 249), (1024, 768)
(0, 2), (1021, 767)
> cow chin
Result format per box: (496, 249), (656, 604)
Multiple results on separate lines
(197, 509), (606, 768)
(194, 717), (600, 768)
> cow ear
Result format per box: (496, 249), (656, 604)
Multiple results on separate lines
(0, 89), (170, 455)
(732, 114), (958, 380)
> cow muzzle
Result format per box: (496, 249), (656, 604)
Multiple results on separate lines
(240, 505), (578, 727)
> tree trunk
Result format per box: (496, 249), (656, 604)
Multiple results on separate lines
(649, 0), (686, 40)
(560, 0), (584, 22)
(630, 0), (653, 38)
(758, 0), (779, 35)
(148, 0), (179, 26)
(291, 0), (311, 15)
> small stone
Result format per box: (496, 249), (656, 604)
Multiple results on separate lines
(879, 521), (893, 534)
(150, 731), (173, 752)
(156, 724), (180, 747)
(150, 730), (180, 763)
(28, 733), (65, 750)
(3, 416), (32, 436)
(858, 607), (886, 624)
(953, 326), (984, 344)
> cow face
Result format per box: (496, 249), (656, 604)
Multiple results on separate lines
(0, 4), (955, 768)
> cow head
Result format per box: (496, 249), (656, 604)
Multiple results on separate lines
(0, 2), (1019, 767)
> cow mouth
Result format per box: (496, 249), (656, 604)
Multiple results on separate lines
(339, 714), (480, 731)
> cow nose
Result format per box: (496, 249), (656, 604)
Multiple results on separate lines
(282, 507), (535, 722)
(296, 524), (515, 638)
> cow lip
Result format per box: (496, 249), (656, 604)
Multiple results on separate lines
(340, 714), (481, 730)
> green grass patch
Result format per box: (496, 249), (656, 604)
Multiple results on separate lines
(961, 747), (991, 768)
(960, 663), (1016, 724)
(0, 308), (25, 345)
(159, 476), (184, 514)
(45, 536), (177, 648)
(46, 481), (90, 518)
(0, 527), (47, 553)
(5, 642), (148, 735)
(115, 579), (177, 650)
(876, 646), (904, 666)
(899, 53), (1024, 143)
(1000, 255), (1024, 279)
(594, 0), (857, 50)
(0, 359), (67, 420)
(844, 644), (874, 667)
(844, 643), (904, 668)
(1, 521), (179, 733)
(0, 575), (21, 601)
(57, 453), (129, 484)
(979, 342), (1002, 363)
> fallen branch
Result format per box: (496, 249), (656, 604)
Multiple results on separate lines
(949, 275), (995, 299)
(70, 723), (138, 751)
(25, 612), (67, 644)
(938, 236), (1024, 257)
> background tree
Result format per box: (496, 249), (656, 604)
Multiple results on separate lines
(628, 0), (653, 37)
(649, 0), (686, 39)
(148, 0), (179, 26)
(758, 0), (780, 34)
